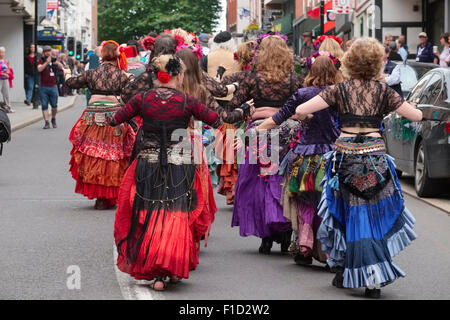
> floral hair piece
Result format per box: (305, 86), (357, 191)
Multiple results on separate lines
(306, 51), (341, 70)
(191, 44), (203, 60)
(256, 32), (288, 45)
(166, 57), (183, 76)
(314, 35), (344, 49)
(156, 57), (183, 84)
(101, 40), (128, 71)
(176, 43), (203, 61)
(142, 36), (156, 51)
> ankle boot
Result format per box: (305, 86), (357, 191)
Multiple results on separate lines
(280, 230), (293, 253)
(365, 288), (381, 299)
(259, 237), (273, 255)
(332, 267), (344, 288)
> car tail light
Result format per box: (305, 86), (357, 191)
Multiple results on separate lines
(446, 122), (450, 134)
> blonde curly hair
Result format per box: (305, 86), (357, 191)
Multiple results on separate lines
(255, 35), (293, 83)
(318, 37), (344, 60)
(342, 37), (384, 80)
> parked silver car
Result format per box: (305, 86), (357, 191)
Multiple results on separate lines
(383, 68), (450, 197)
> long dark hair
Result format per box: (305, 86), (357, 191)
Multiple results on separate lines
(441, 33), (450, 45)
(175, 48), (208, 105)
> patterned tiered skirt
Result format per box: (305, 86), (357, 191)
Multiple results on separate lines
(69, 101), (135, 204)
(317, 137), (417, 288)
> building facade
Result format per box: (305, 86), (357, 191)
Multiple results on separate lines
(0, 0), (97, 102)
(227, 0), (263, 34)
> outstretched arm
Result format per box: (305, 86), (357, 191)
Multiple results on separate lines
(295, 95), (329, 120)
(396, 101), (423, 122)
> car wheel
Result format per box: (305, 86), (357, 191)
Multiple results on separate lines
(415, 142), (440, 197)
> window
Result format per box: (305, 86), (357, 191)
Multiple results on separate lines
(420, 73), (444, 105)
(360, 17), (364, 37)
(408, 73), (433, 103)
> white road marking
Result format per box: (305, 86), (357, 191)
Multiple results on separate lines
(113, 244), (165, 300)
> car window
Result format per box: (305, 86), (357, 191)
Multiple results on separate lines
(420, 73), (443, 105)
(408, 73), (433, 103)
(398, 65), (419, 94)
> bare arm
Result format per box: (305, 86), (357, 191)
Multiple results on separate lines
(294, 96), (329, 120)
(396, 101), (423, 122)
(257, 117), (277, 131)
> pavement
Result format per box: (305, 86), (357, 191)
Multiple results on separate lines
(8, 95), (78, 132)
(399, 176), (450, 215)
(0, 96), (449, 300)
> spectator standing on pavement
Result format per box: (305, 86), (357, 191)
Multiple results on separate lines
(397, 38), (408, 62)
(24, 44), (39, 106)
(38, 45), (64, 129)
(0, 46), (14, 113)
(388, 41), (403, 62)
(300, 31), (315, 75)
(57, 53), (68, 97)
(383, 45), (403, 97)
(434, 33), (450, 67)
(399, 35), (409, 52)
(416, 32), (435, 63)
(384, 34), (393, 47)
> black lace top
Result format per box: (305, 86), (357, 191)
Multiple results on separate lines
(318, 79), (405, 128)
(121, 70), (153, 104)
(66, 63), (133, 96)
(227, 71), (304, 110)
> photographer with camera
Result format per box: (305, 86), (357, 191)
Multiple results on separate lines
(37, 46), (64, 129)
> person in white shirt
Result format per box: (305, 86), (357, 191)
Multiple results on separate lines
(382, 46), (403, 97)
(434, 33), (450, 67)
(397, 39), (408, 62)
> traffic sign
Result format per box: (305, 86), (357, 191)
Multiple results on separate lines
(332, 0), (353, 14)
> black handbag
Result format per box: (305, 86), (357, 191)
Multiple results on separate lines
(0, 107), (11, 155)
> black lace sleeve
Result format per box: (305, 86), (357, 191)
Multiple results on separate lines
(202, 71), (229, 98)
(207, 95), (243, 124)
(121, 71), (153, 104)
(384, 86), (405, 114)
(227, 74), (253, 111)
(222, 70), (248, 85)
(318, 85), (339, 109)
(66, 70), (90, 89)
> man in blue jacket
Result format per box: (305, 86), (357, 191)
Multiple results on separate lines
(416, 32), (435, 63)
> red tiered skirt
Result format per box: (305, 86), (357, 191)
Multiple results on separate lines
(69, 102), (135, 203)
(216, 123), (239, 205)
(115, 160), (215, 280)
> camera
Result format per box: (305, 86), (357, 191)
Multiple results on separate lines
(51, 57), (57, 63)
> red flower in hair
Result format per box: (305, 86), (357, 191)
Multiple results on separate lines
(157, 72), (171, 83)
(174, 35), (186, 45)
(142, 36), (155, 51)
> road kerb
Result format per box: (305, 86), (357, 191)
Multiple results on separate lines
(401, 182), (450, 215)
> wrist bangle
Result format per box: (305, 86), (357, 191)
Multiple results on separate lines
(233, 82), (239, 91)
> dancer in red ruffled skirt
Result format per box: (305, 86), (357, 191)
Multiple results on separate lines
(65, 41), (135, 209)
(108, 54), (246, 290)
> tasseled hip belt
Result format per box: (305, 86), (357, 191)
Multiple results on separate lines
(138, 148), (193, 165)
(334, 139), (386, 155)
(82, 101), (122, 127)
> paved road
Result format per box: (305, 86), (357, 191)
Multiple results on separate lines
(1, 96), (449, 300)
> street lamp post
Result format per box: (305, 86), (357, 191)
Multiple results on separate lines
(32, 0), (39, 109)
(320, 0), (325, 35)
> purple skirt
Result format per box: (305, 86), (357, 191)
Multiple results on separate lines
(232, 119), (300, 239)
